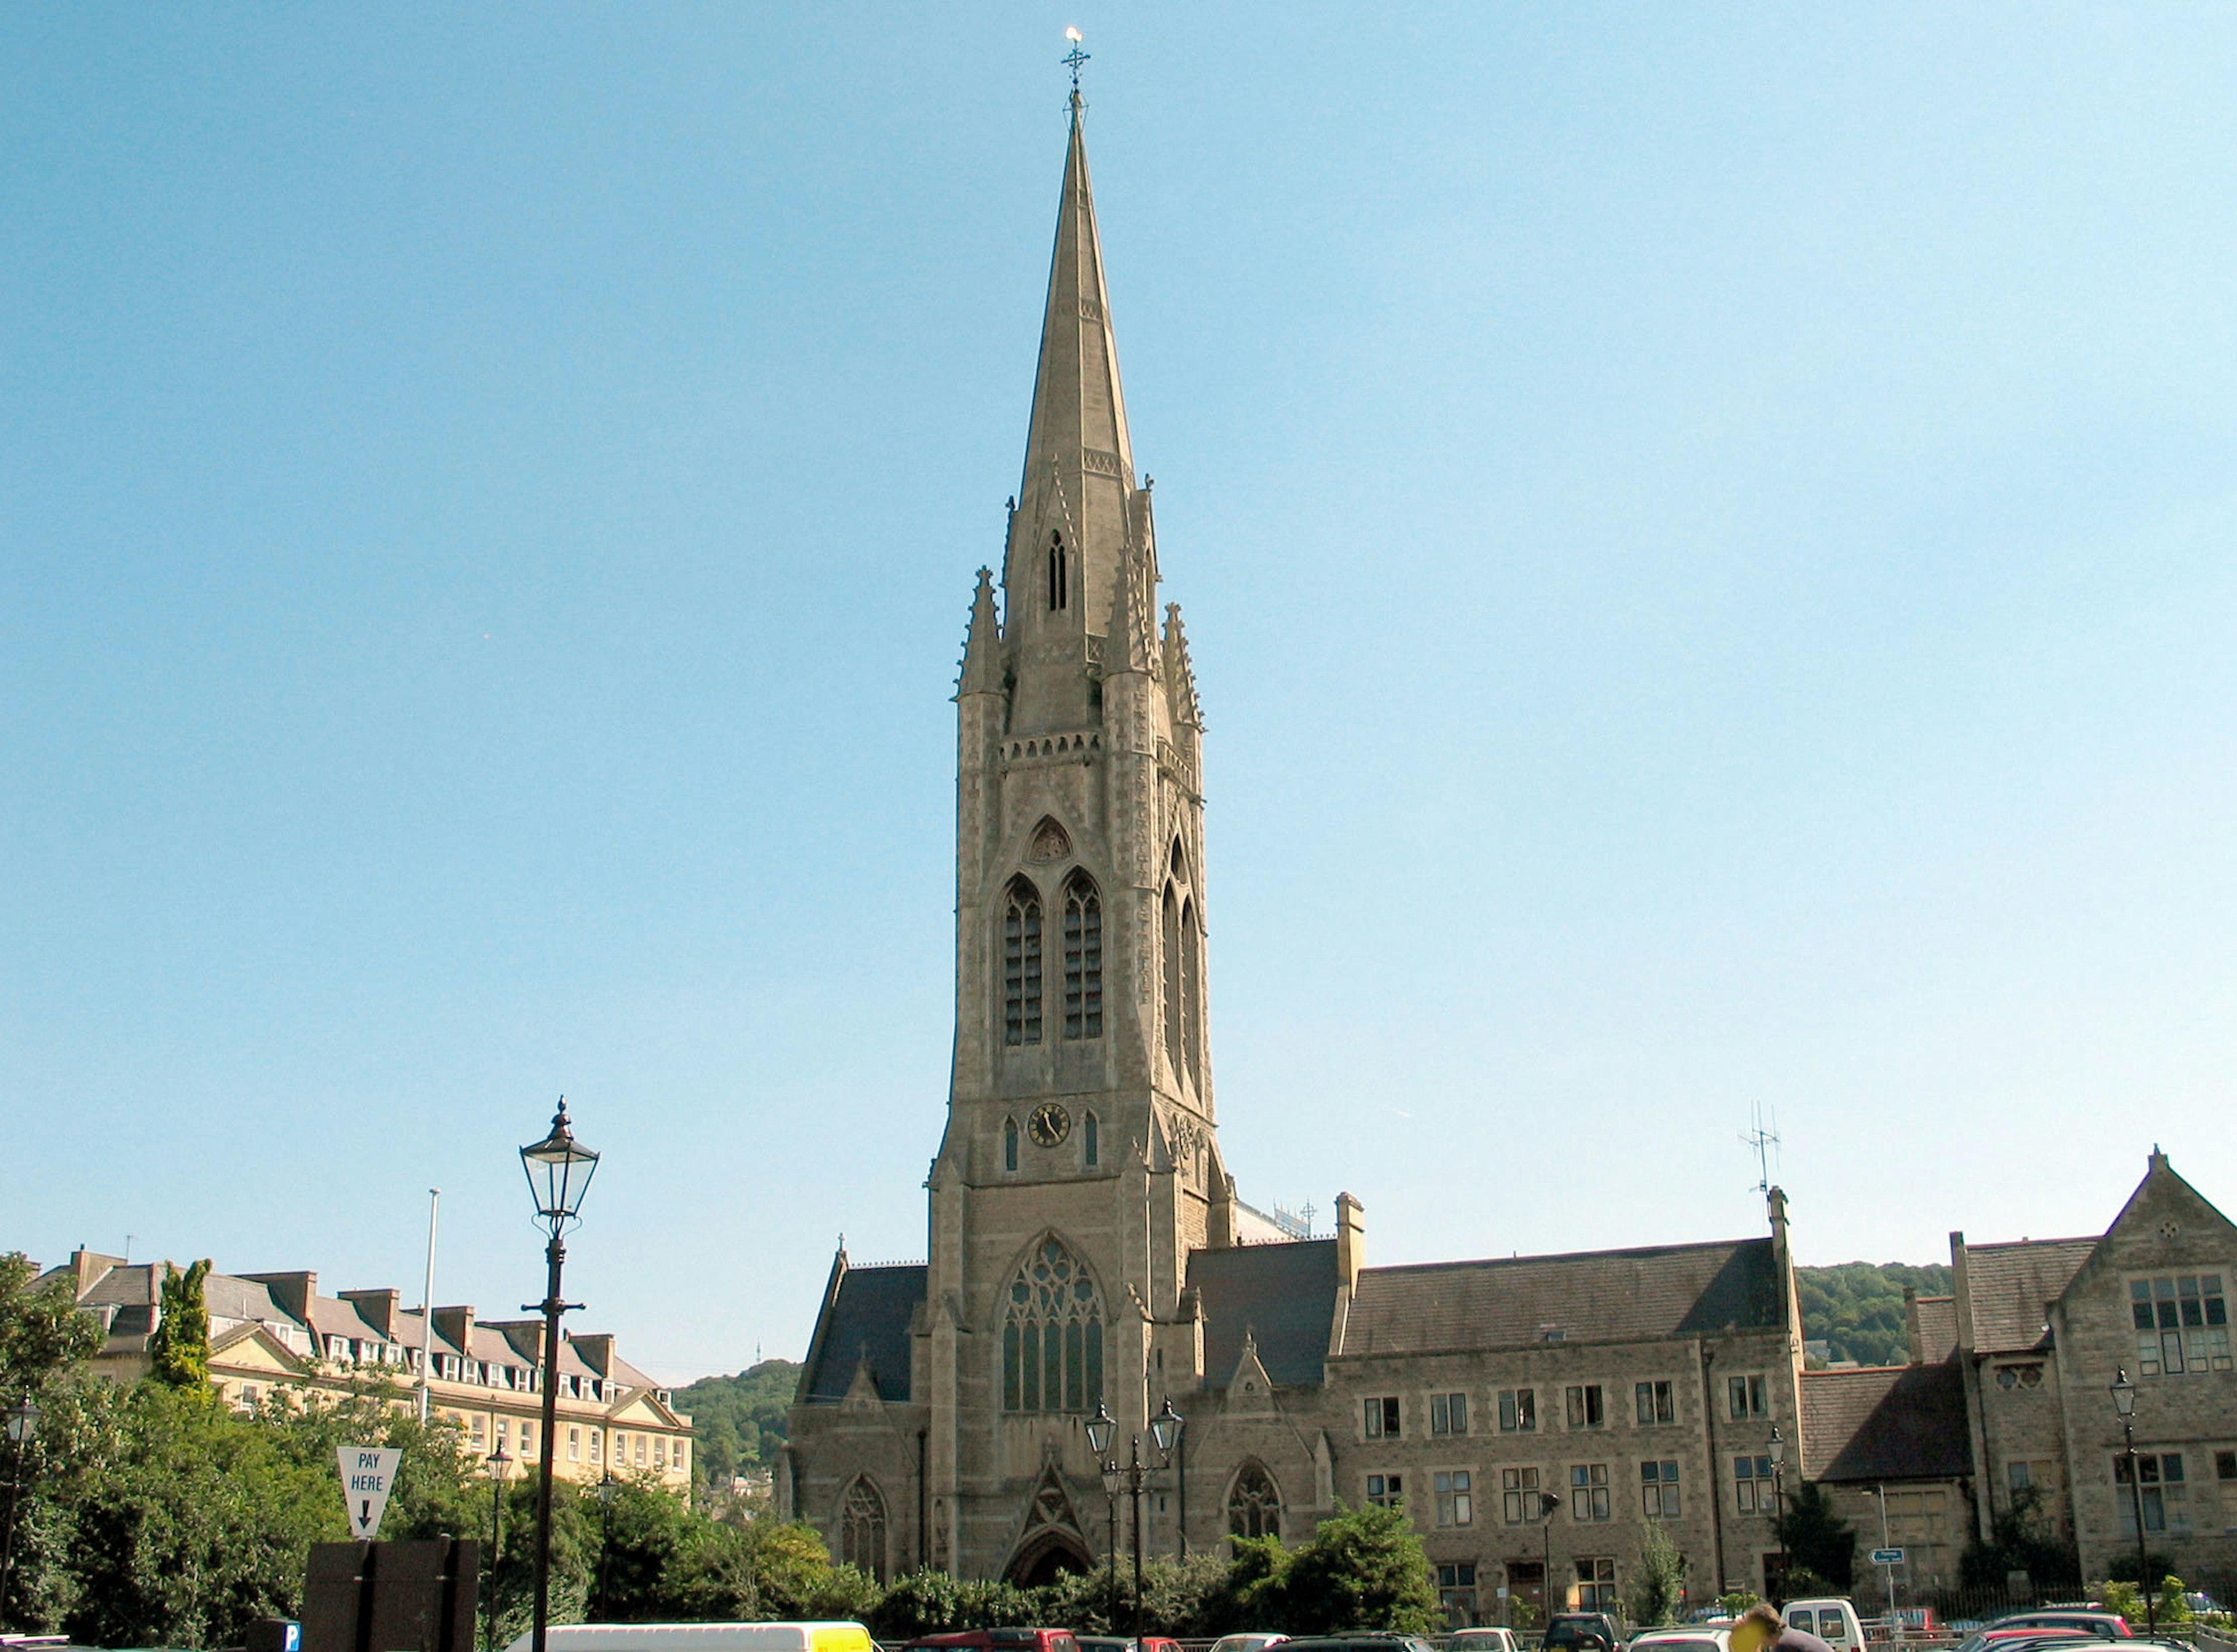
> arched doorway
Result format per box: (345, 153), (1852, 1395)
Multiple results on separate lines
(1006, 1529), (1094, 1588)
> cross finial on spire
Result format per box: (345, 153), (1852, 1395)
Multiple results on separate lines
(1062, 26), (1089, 108)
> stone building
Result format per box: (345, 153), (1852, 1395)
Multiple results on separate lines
(1948, 1151), (2236, 1583)
(777, 93), (1811, 1620)
(41, 1248), (694, 1490)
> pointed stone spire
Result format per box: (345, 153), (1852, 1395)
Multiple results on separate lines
(959, 566), (1002, 695)
(1163, 602), (1204, 728)
(1006, 91), (1138, 682)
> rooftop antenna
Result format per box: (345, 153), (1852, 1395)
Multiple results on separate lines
(1062, 26), (1090, 105)
(1741, 1102), (1783, 1193)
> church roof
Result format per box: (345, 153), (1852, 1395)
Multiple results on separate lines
(1340, 1237), (1783, 1357)
(1188, 1240), (1341, 1389)
(1800, 1361), (1971, 1482)
(802, 1262), (924, 1404)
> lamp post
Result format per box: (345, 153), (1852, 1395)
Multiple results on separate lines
(596, 1472), (619, 1622)
(1538, 1491), (1562, 1621)
(1867, 1484), (1896, 1625)
(1769, 1425), (1788, 1601)
(485, 1443), (513, 1652)
(1162, 1397), (1188, 1558)
(2111, 1369), (2155, 1635)
(1, 1393), (40, 1633)
(520, 1101), (599, 1652)
(1086, 1398), (1183, 1638)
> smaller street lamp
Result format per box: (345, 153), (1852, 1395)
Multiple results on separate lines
(2110, 1370), (2155, 1635)
(1768, 1425), (1789, 1596)
(1537, 1490), (1562, 1621)
(597, 1472), (620, 1621)
(1087, 1397), (1184, 1637)
(1, 1394), (41, 1635)
(484, 1443), (514, 1652)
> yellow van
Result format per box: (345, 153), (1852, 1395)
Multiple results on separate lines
(504, 1623), (875, 1652)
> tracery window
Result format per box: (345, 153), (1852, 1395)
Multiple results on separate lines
(1228, 1462), (1280, 1540)
(841, 1477), (888, 1580)
(1047, 532), (1068, 611)
(1063, 876), (1103, 1040)
(1004, 881), (1043, 1046)
(1001, 1236), (1104, 1414)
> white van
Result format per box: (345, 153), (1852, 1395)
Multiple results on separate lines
(504, 1623), (874, 1652)
(1783, 1600), (1865, 1652)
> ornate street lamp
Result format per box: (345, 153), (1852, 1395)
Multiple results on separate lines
(1088, 1404), (1120, 1630)
(1, 1394), (41, 1634)
(484, 1443), (513, 1652)
(521, 1101), (599, 1652)
(1088, 1396), (1184, 1637)
(1154, 1397), (1187, 1556)
(1537, 1490), (1562, 1622)
(597, 1471), (620, 1621)
(1769, 1425), (1789, 1597)
(2110, 1370), (2155, 1635)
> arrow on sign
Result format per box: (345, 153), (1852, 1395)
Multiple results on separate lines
(338, 1445), (403, 1540)
(1871, 1547), (1906, 1565)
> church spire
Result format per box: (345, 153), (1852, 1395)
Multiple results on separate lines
(1004, 91), (1138, 696)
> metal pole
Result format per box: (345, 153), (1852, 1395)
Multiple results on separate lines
(1129, 1435), (1144, 1640)
(2123, 1421), (2154, 1635)
(1876, 1486), (1895, 1627)
(418, 1189), (440, 1427)
(1542, 1495), (1554, 1619)
(531, 1236), (566, 1652)
(0, 1443), (22, 1633)
(488, 1462), (505, 1652)
(1175, 1419), (1187, 1559)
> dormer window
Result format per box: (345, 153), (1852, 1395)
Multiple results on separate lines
(1047, 532), (1068, 611)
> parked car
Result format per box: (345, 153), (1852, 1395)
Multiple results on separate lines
(1209, 1637), (1289, 1652)
(904, 1632), (1082, 1652)
(1270, 1636), (1438, 1652)
(1985, 1614), (2130, 1642)
(1784, 1600), (1866, 1652)
(1447, 1630), (1522, 1652)
(509, 1627), (874, 1652)
(1541, 1614), (1624, 1652)
(1626, 1627), (1731, 1652)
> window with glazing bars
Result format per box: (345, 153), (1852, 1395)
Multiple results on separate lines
(1064, 878), (1102, 1039)
(2130, 1276), (2231, 1375)
(1004, 884), (1043, 1045)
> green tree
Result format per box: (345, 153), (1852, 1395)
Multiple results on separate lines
(670, 1362), (799, 1490)
(1629, 1522), (1688, 1625)
(1278, 1502), (1439, 1635)
(1776, 1482), (1855, 1593)
(146, 1259), (214, 1395)
(1795, 1264), (1953, 1368)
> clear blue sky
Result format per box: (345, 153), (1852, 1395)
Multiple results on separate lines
(6, 7), (2234, 1382)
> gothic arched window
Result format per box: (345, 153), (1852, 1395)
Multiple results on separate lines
(1047, 532), (1068, 611)
(1160, 884), (1182, 1081)
(1083, 1110), (1099, 1168)
(1063, 875), (1103, 1040)
(1004, 880), (1043, 1046)
(1180, 896), (1202, 1089)
(1001, 1235), (1105, 1414)
(1004, 1117), (1019, 1173)
(841, 1477), (888, 1580)
(1227, 1463), (1280, 1540)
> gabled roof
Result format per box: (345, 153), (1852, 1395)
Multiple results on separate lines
(1188, 1240), (1340, 1388)
(1341, 1238), (1782, 1357)
(1801, 1362), (1971, 1481)
(802, 1263), (924, 1404)
(1963, 1238), (2095, 1353)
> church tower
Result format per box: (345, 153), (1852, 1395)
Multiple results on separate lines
(923, 86), (1229, 1579)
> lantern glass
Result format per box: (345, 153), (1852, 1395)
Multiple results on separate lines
(5, 1396), (38, 1444)
(1084, 1399), (1115, 1459)
(521, 1103), (600, 1223)
(1151, 1397), (1182, 1457)
(2111, 1369), (2137, 1420)
(1768, 1425), (1786, 1467)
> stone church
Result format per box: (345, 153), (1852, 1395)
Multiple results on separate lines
(778, 94), (1813, 1621)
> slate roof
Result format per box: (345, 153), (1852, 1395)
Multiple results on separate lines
(1911, 1295), (1959, 1364)
(804, 1263), (925, 1403)
(1963, 1238), (2096, 1353)
(1340, 1238), (1782, 1357)
(1801, 1362), (1971, 1481)
(1188, 1240), (1341, 1388)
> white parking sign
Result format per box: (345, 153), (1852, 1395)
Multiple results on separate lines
(338, 1446), (401, 1540)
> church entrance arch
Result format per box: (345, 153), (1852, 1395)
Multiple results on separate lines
(1005, 1529), (1093, 1588)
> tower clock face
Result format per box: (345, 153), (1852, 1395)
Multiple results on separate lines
(1028, 1103), (1071, 1148)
